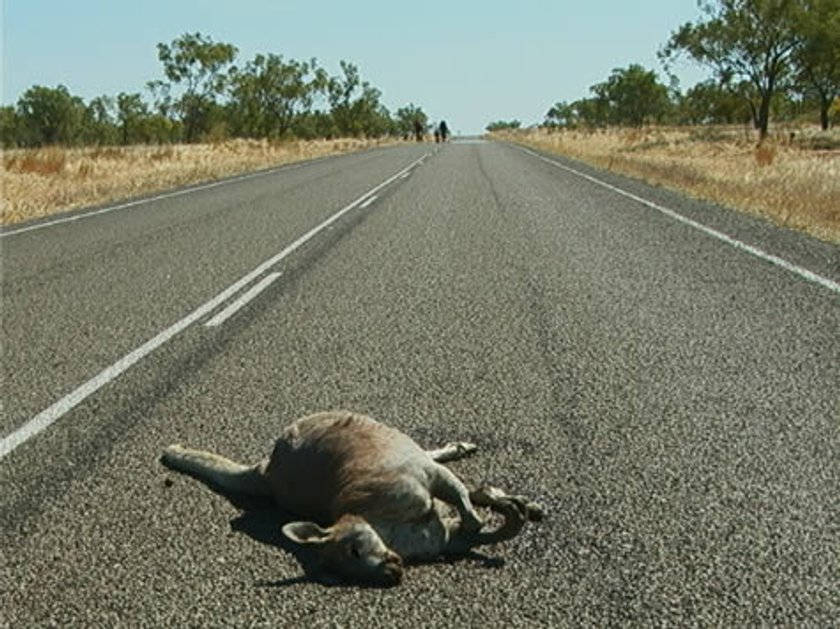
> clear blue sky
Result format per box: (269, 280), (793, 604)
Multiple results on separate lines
(2, 0), (708, 135)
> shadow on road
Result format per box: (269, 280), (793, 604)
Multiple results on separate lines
(229, 501), (508, 588)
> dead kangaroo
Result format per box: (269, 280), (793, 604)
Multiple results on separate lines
(162, 411), (543, 586)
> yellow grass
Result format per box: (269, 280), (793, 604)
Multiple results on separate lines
(491, 126), (840, 244)
(0, 137), (400, 225)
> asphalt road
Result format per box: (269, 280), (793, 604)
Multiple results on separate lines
(1, 140), (838, 626)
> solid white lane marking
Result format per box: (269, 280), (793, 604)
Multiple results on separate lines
(204, 272), (281, 327)
(359, 195), (378, 209)
(517, 146), (840, 296)
(0, 162), (306, 238)
(0, 154), (428, 460)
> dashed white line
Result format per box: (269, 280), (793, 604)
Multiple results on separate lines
(359, 195), (378, 209)
(517, 146), (840, 296)
(204, 273), (282, 327)
(0, 154), (428, 460)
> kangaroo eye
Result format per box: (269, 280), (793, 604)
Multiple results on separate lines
(350, 545), (362, 558)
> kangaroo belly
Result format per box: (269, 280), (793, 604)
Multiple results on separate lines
(373, 502), (457, 561)
(264, 438), (342, 524)
(264, 411), (436, 524)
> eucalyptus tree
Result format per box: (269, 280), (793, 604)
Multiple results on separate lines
(590, 64), (673, 126)
(660, 0), (802, 139)
(82, 95), (119, 145)
(155, 32), (238, 142)
(116, 92), (149, 145)
(793, 0), (840, 129)
(16, 84), (85, 145)
(228, 54), (323, 139)
(544, 101), (577, 128)
(326, 61), (391, 137)
(394, 104), (428, 138)
(0, 106), (21, 147)
(677, 79), (753, 124)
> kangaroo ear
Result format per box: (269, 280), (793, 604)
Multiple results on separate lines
(282, 521), (332, 545)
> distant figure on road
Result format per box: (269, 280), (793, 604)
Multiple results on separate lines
(414, 119), (424, 142)
(438, 120), (450, 142)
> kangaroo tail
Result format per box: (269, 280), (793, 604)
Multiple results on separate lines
(445, 499), (527, 554)
(161, 444), (271, 496)
(471, 497), (527, 545)
(446, 486), (540, 553)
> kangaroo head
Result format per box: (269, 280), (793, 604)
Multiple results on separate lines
(282, 514), (403, 586)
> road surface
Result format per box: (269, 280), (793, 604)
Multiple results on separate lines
(2, 140), (838, 626)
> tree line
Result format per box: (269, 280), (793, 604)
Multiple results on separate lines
(500, 0), (839, 137)
(1, 32), (430, 148)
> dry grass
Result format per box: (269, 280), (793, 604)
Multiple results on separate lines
(0, 137), (400, 225)
(492, 126), (840, 243)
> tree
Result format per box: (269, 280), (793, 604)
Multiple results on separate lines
(16, 85), (85, 145)
(677, 79), (754, 124)
(116, 93), (150, 144)
(349, 85), (392, 137)
(543, 66), (670, 130)
(589, 63), (671, 127)
(326, 61), (391, 137)
(293, 110), (338, 139)
(544, 102), (577, 128)
(327, 61), (362, 136)
(156, 32), (238, 142)
(572, 97), (611, 128)
(393, 104), (428, 139)
(81, 96), (119, 145)
(793, 0), (840, 129)
(1, 106), (23, 147)
(660, 0), (802, 139)
(6, 36), (420, 147)
(485, 120), (522, 131)
(228, 54), (322, 138)
(589, 64), (672, 126)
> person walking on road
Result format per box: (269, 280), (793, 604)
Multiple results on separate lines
(438, 120), (449, 142)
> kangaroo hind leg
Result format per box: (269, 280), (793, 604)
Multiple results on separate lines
(428, 462), (484, 532)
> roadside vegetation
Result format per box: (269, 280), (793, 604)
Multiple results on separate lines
(0, 32), (430, 225)
(1, 33), (430, 149)
(1, 138), (398, 225)
(488, 0), (840, 243)
(493, 125), (840, 242)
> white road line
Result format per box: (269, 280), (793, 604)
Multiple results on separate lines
(359, 195), (378, 209)
(204, 272), (282, 327)
(0, 162), (306, 238)
(517, 146), (840, 296)
(0, 154), (428, 460)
